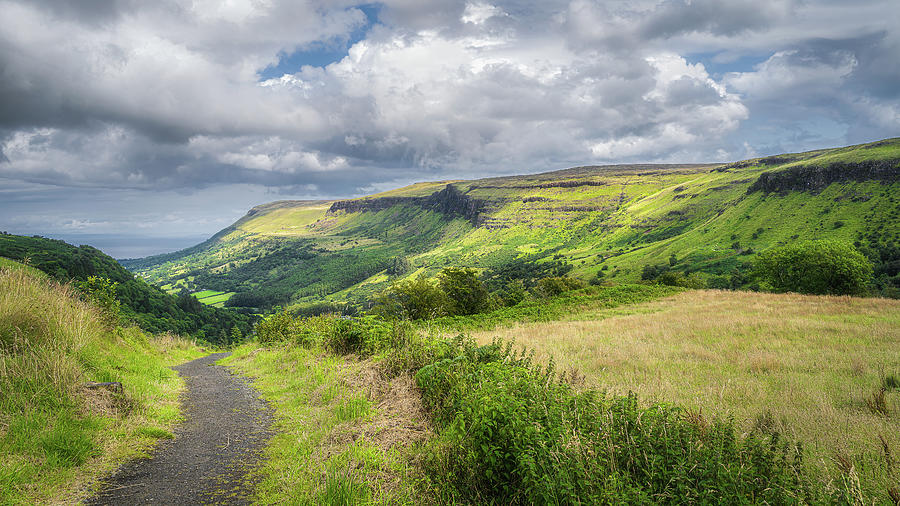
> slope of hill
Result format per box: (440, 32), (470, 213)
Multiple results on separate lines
(0, 234), (251, 343)
(0, 263), (203, 504)
(124, 138), (900, 312)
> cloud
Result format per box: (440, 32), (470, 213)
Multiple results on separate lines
(0, 0), (897, 220)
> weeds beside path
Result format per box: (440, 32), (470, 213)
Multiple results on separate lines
(87, 353), (274, 505)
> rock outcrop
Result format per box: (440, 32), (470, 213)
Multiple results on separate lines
(748, 159), (900, 194)
(328, 184), (485, 225)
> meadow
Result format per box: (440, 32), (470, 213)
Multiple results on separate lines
(216, 282), (897, 503)
(191, 289), (235, 308)
(469, 290), (900, 501)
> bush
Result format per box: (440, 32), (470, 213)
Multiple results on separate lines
(532, 276), (587, 298)
(753, 240), (874, 295)
(499, 279), (528, 306)
(372, 277), (447, 320)
(253, 311), (414, 358)
(254, 309), (300, 344)
(438, 267), (490, 316)
(76, 276), (121, 325)
(656, 271), (707, 289)
(641, 263), (669, 280)
(416, 338), (812, 504)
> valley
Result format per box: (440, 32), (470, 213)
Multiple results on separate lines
(124, 138), (900, 314)
(2, 138), (899, 504)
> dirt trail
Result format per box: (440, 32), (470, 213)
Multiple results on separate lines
(87, 353), (274, 505)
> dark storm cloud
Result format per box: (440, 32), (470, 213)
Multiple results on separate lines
(24, 0), (136, 25)
(639, 0), (790, 39)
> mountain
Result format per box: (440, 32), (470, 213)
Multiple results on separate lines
(123, 138), (900, 312)
(0, 234), (251, 343)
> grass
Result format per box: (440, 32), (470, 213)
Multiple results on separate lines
(468, 289), (900, 502)
(220, 344), (426, 505)
(192, 289), (235, 307)
(0, 266), (203, 504)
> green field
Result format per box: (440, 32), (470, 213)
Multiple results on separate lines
(219, 285), (900, 504)
(191, 290), (235, 308)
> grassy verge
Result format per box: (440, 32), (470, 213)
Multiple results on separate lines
(0, 266), (203, 504)
(220, 341), (428, 505)
(470, 289), (900, 502)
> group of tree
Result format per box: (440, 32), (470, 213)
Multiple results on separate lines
(640, 239), (876, 297)
(372, 265), (587, 320)
(0, 234), (251, 344)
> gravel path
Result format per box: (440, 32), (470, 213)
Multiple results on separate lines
(87, 352), (274, 505)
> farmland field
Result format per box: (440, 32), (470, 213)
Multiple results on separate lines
(192, 289), (234, 307)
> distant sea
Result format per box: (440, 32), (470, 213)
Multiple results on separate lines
(31, 233), (209, 261)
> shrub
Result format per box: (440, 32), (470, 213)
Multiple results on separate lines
(438, 267), (489, 316)
(76, 276), (121, 325)
(641, 263), (669, 280)
(254, 309), (300, 344)
(753, 240), (874, 295)
(253, 311), (416, 358)
(499, 279), (528, 306)
(416, 338), (812, 504)
(372, 277), (447, 320)
(532, 276), (587, 298)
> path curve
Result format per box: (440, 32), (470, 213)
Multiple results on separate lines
(87, 352), (274, 505)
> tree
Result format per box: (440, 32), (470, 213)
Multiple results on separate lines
(372, 277), (447, 320)
(438, 267), (489, 316)
(753, 240), (873, 296)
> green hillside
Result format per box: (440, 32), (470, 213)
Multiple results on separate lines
(0, 234), (251, 343)
(124, 138), (900, 312)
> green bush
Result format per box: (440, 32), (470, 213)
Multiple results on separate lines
(416, 338), (813, 504)
(372, 277), (447, 320)
(532, 276), (587, 298)
(76, 276), (121, 325)
(253, 312), (417, 359)
(438, 267), (490, 316)
(656, 271), (707, 289)
(499, 279), (528, 306)
(254, 309), (300, 344)
(753, 240), (874, 295)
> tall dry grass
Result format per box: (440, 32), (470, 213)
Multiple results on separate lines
(1, 267), (106, 426)
(0, 266), (202, 504)
(470, 289), (900, 501)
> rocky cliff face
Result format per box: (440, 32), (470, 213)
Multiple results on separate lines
(328, 184), (485, 225)
(748, 159), (900, 194)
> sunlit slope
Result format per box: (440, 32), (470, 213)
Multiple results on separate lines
(126, 138), (900, 310)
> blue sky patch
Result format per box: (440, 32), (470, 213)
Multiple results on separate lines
(687, 51), (770, 79)
(258, 3), (381, 80)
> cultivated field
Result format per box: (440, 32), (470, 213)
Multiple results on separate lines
(470, 290), (900, 498)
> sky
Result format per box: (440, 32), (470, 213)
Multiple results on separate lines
(1, 0), (898, 258)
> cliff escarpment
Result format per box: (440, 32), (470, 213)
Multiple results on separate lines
(328, 184), (486, 224)
(748, 159), (900, 194)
